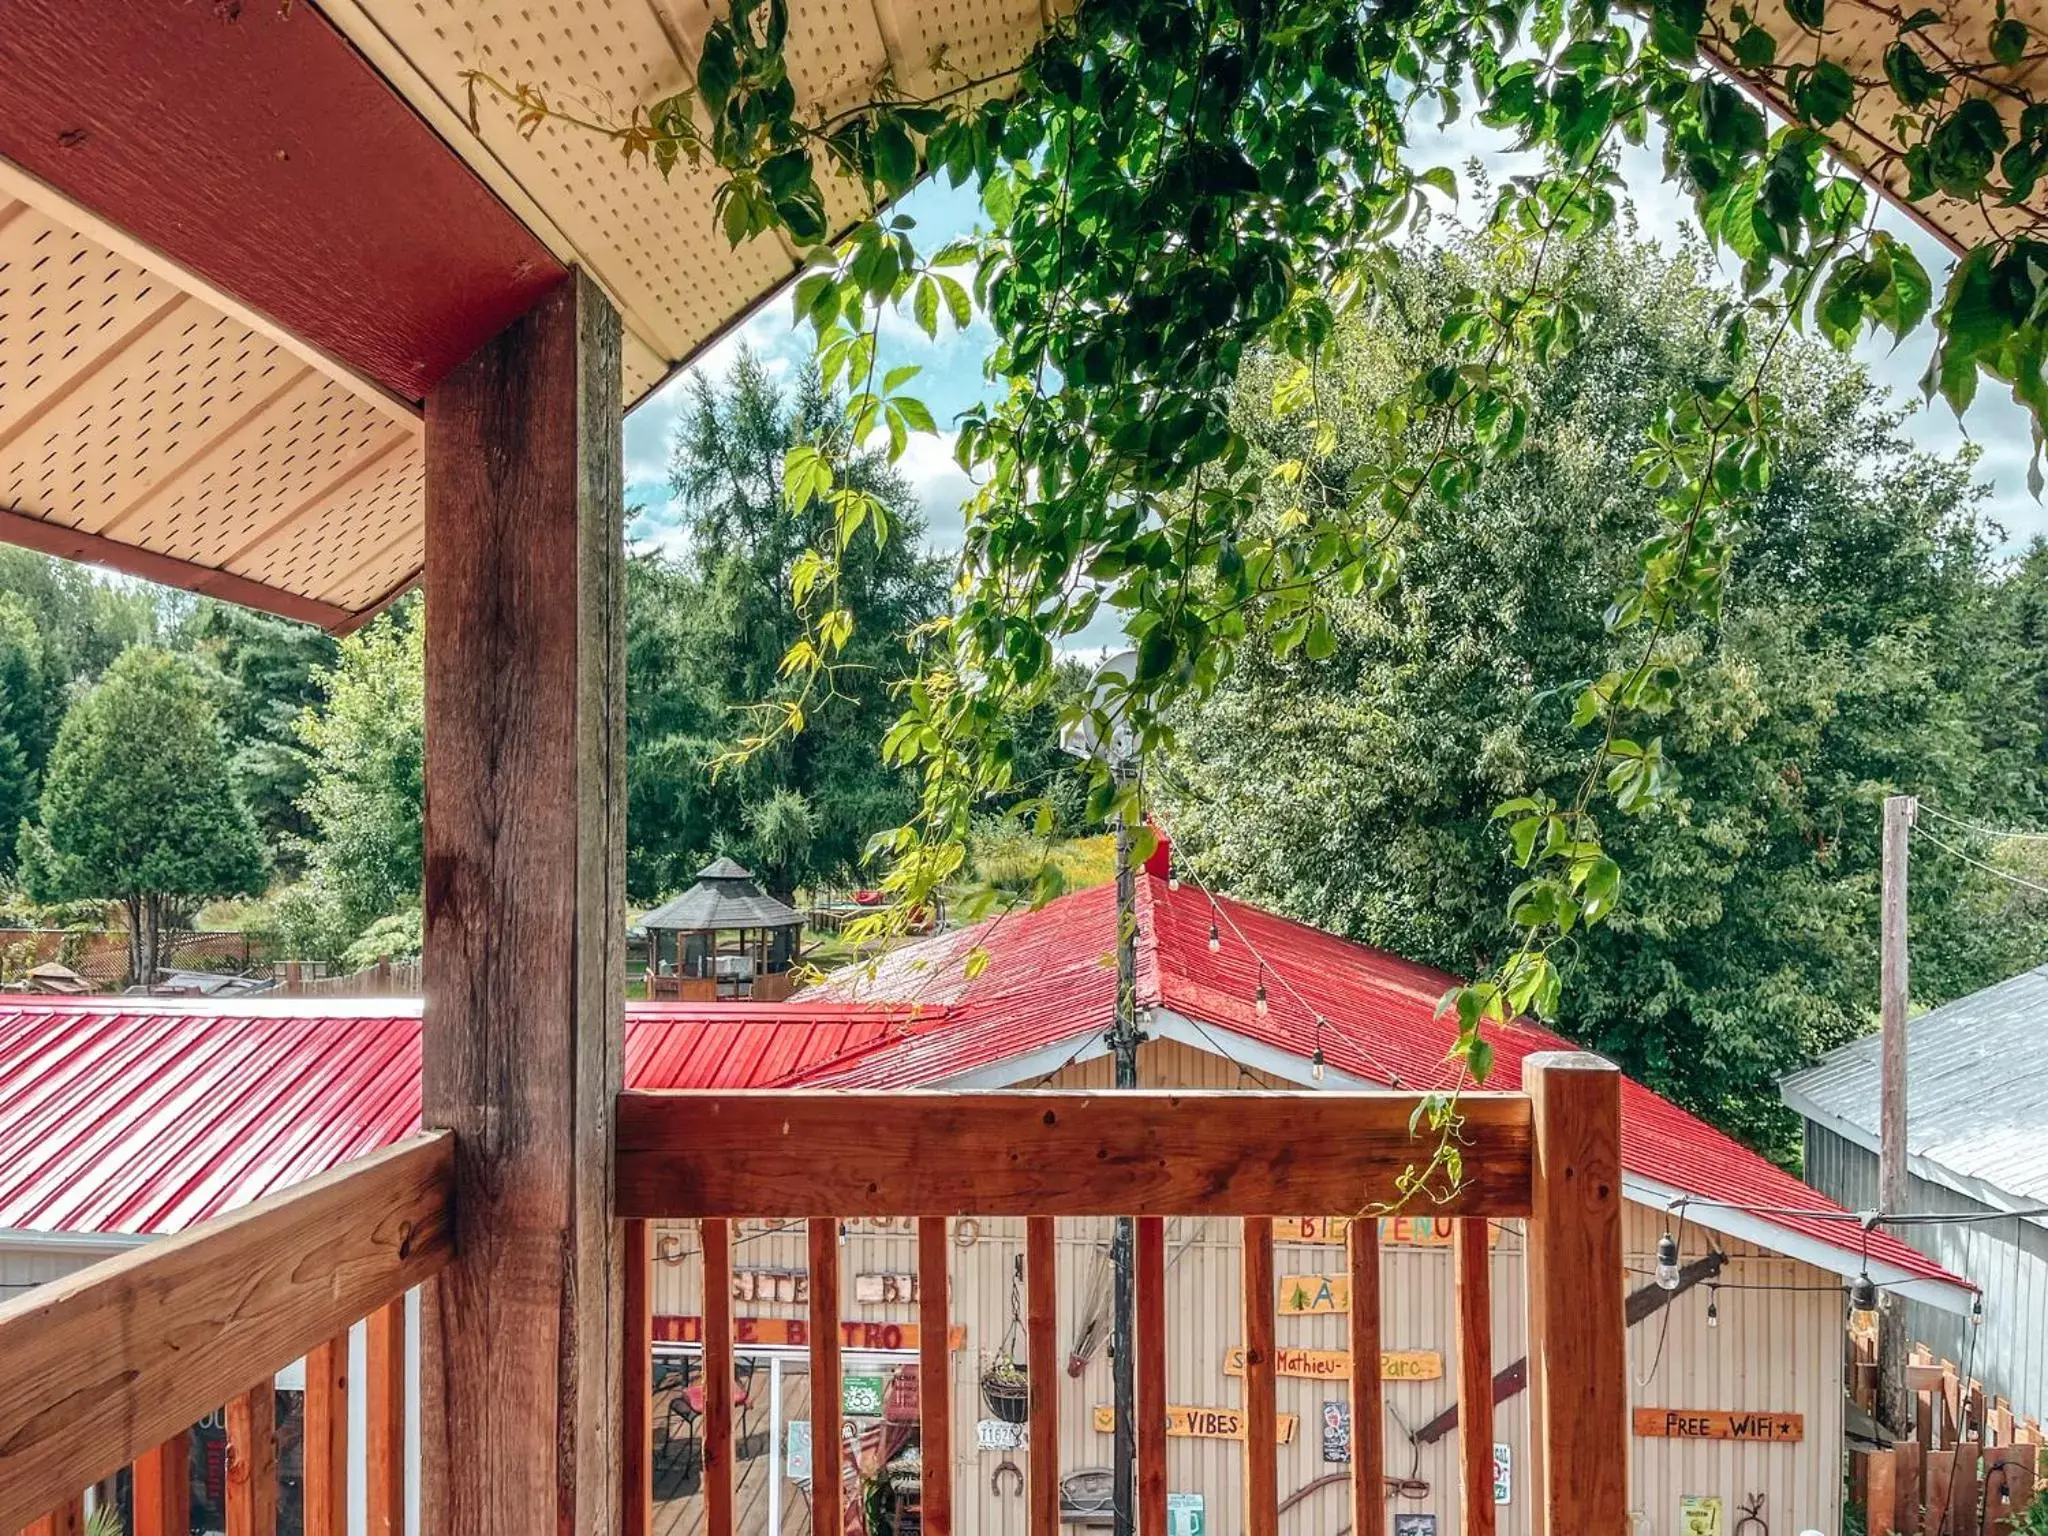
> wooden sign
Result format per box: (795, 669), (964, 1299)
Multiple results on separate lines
(655, 1316), (965, 1351)
(1276, 1216), (1500, 1248)
(1633, 1409), (1803, 1443)
(1093, 1405), (1298, 1444)
(1223, 1346), (1443, 1382)
(733, 1268), (808, 1303)
(854, 1272), (921, 1304)
(1279, 1275), (1351, 1315)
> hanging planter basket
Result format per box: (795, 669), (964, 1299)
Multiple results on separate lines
(980, 1359), (1030, 1425)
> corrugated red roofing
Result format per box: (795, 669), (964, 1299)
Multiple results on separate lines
(0, 999), (923, 1235)
(0, 879), (1967, 1290)
(805, 872), (1963, 1289)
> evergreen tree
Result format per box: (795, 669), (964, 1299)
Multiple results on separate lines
(20, 648), (266, 983)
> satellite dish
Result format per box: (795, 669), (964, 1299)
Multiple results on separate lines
(1058, 648), (1139, 766)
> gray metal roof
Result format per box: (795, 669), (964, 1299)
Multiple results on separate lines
(640, 858), (803, 933)
(1780, 962), (2048, 1210)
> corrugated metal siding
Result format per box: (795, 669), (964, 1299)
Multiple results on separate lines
(0, 1243), (106, 1302)
(648, 1040), (1844, 1536)
(1805, 1123), (2048, 1422)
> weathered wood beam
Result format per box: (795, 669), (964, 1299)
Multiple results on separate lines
(615, 1090), (1535, 1218)
(0, 1134), (451, 1533)
(420, 268), (625, 1536)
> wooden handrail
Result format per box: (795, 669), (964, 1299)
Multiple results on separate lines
(616, 1090), (1535, 1218)
(0, 1130), (455, 1531)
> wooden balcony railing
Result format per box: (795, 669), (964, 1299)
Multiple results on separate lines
(0, 1133), (454, 1535)
(613, 1050), (1626, 1536)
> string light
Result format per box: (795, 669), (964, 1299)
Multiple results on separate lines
(1706, 1287), (1720, 1329)
(1850, 1273), (1879, 1318)
(1655, 1233), (1681, 1290)
(1311, 1016), (1327, 1081)
(1208, 921), (1221, 953)
(1970, 1293), (1985, 1328)
(1255, 965), (1269, 1018)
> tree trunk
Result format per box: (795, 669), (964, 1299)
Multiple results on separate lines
(123, 895), (143, 988)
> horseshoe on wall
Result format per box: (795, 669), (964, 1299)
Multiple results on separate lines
(991, 1458), (1025, 1497)
(1734, 1492), (1769, 1536)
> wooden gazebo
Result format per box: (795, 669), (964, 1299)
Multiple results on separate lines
(641, 858), (803, 1003)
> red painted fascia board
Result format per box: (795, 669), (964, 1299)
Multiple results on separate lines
(0, 0), (566, 404)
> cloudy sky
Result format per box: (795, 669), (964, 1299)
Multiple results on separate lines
(623, 114), (2042, 648)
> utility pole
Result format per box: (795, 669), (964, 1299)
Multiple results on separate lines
(1878, 793), (1915, 1438)
(1108, 798), (1142, 1536)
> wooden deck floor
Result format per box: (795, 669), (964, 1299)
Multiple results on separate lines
(653, 1371), (816, 1536)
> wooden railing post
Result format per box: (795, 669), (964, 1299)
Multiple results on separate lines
(420, 268), (625, 1536)
(1523, 1052), (1626, 1536)
(621, 1220), (653, 1536)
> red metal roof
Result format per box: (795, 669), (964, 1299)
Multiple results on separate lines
(0, 999), (923, 1235)
(0, 881), (1969, 1291)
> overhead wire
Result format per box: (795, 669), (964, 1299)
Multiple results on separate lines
(1915, 803), (2048, 843)
(1912, 825), (2048, 899)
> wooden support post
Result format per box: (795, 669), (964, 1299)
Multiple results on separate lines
(365, 1302), (404, 1536)
(1456, 1220), (1496, 1536)
(420, 268), (625, 1536)
(918, 1217), (954, 1536)
(1027, 1217), (1061, 1536)
(304, 1332), (348, 1536)
(1523, 1053), (1625, 1536)
(226, 1381), (278, 1536)
(702, 1219), (735, 1536)
(1348, 1217), (1386, 1536)
(622, 1220), (654, 1536)
(1879, 793), (1915, 1436)
(807, 1219), (844, 1536)
(132, 1433), (190, 1536)
(1136, 1216), (1168, 1536)
(1243, 1216), (1278, 1536)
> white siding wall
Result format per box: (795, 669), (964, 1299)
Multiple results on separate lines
(1804, 1122), (2048, 1422)
(650, 1039), (1847, 1536)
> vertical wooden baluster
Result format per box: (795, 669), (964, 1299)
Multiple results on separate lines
(1524, 1052), (1625, 1536)
(1027, 1216), (1060, 1536)
(918, 1217), (954, 1536)
(227, 1381), (278, 1536)
(1136, 1216), (1168, 1536)
(703, 1217), (736, 1536)
(623, 1220), (654, 1536)
(1455, 1220), (1496, 1536)
(1349, 1217), (1387, 1536)
(1243, 1216), (1278, 1536)
(18, 1493), (82, 1536)
(808, 1219), (844, 1536)
(304, 1332), (349, 1536)
(365, 1301), (405, 1536)
(132, 1431), (191, 1536)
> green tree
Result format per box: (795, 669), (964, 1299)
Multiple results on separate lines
(627, 350), (948, 901)
(1162, 235), (2044, 1154)
(293, 606), (425, 946)
(183, 601), (340, 867)
(20, 647), (266, 984)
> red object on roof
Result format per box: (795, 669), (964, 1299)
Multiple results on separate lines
(0, 875), (1969, 1294)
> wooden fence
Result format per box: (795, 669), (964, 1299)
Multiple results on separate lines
(275, 956), (422, 997)
(1853, 1333), (2044, 1534)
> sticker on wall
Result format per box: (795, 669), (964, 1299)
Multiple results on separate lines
(1321, 1402), (1351, 1464)
(1091, 1405), (1299, 1443)
(1634, 1410), (1803, 1443)
(977, 1420), (1029, 1451)
(1224, 1346), (1443, 1382)
(1393, 1517), (1438, 1536)
(1493, 1443), (1511, 1505)
(786, 1420), (812, 1484)
(843, 1374), (887, 1417)
(1166, 1493), (1206, 1536)
(1680, 1495), (1724, 1536)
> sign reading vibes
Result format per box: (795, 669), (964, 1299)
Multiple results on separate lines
(1092, 1405), (1299, 1444)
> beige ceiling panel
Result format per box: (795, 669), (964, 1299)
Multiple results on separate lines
(234, 436), (425, 612)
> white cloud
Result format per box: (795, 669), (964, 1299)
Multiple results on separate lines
(895, 429), (977, 549)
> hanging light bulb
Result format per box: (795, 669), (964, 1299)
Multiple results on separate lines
(1655, 1232), (1681, 1290)
(1706, 1288), (1720, 1330)
(1208, 922), (1221, 953)
(1254, 973), (1269, 1018)
(1311, 1046), (1326, 1082)
(1850, 1273), (1880, 1319)
(1970, 1293), (1985, 1328)
(1167, 861), (1181, 892)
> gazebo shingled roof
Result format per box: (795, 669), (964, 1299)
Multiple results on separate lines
(640, 857), (803, 933)
(0, 0), (2035, 635)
